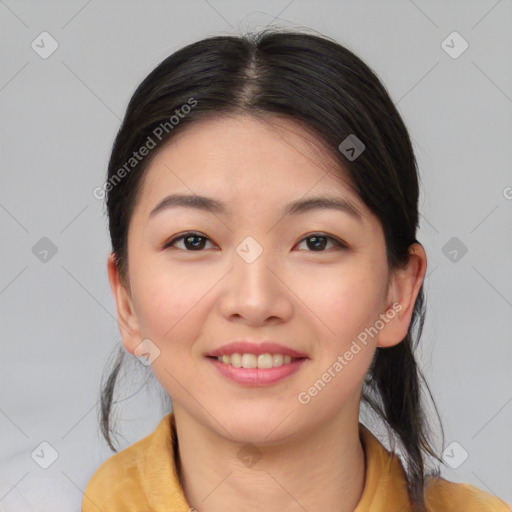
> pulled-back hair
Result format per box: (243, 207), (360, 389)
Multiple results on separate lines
(98, 28), (445, 511)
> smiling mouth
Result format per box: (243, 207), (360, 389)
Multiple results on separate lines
(206, 353), (305, 369)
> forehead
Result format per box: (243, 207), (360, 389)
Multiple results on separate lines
(132, 114), (368, 222)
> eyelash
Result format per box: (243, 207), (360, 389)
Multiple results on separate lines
(162, 231), (348, 252)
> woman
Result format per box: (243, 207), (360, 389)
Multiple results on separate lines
(82, 29), (511, 512)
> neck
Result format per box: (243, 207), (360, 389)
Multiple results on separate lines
(172, 403), (366, 512)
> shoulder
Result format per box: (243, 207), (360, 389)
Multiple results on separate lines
(424, 475), (511, 512)
(82, 432), (152, 511)
(82, 415), (174, 512)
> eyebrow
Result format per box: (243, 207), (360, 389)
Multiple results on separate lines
(148, 193), (363, 223)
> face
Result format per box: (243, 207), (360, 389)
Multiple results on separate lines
(109, 114), (416, 444)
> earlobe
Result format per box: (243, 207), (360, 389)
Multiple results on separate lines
(107, 253), (142, 354)
(377, 243), (427, 349)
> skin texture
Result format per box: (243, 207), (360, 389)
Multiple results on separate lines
(107, 114), (427, 512)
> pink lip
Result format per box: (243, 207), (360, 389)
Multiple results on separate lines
(205, 341), (309, 358)
(207, 357), (308, 386)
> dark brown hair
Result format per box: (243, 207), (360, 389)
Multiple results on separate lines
(98, 28), (446, 511)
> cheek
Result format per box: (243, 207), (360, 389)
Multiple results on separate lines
(130, 260), (212, 394)
(295, 264), (386, 341)
(295, 270), (382, 410)
(130, 253), (213, 342)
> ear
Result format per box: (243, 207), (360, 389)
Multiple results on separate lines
(107, 253), (143, 355)
(377, 243), (427, 348)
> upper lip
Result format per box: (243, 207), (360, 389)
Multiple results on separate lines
(205, 341), (309, 359)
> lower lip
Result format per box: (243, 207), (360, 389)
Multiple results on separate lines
(206, 357), (308, 386)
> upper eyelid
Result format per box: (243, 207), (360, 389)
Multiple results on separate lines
(164, 232), (214, 248)
(164, 232), (346, 249)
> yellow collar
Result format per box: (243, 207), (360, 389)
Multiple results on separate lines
(141, 413), (412, 511)
(83, 412), (511, 511)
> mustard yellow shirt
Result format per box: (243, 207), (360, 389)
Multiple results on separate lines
(82, 413), (511, 511)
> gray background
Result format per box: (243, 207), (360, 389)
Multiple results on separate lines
(1, 0), (511, 510)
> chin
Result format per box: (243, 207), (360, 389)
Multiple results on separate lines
(208, 404), (301, 444)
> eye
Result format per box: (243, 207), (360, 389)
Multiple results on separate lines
(163, 231), (214, 251)
(296, 233), (347, 252)
(163, 231), (347, 252)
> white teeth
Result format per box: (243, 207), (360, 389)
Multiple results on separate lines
(230, 353), (242, 368)
(273, 354), (283, 366)
(242, 354), (257, 368)
(215, 353), (297, 368)
(257, 354), (273, 369)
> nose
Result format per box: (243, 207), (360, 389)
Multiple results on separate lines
(217, 244), (294, 326)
